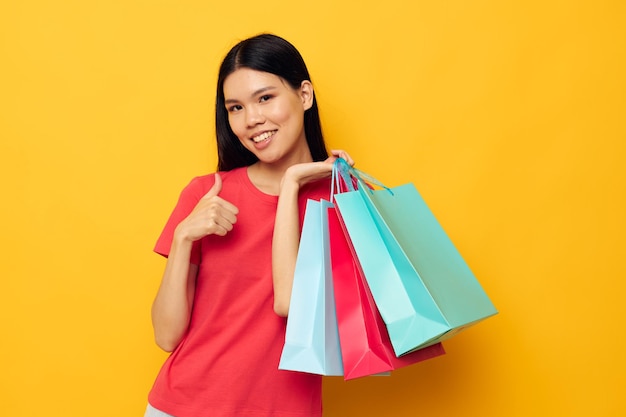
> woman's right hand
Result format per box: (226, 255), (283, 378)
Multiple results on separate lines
(175, 173), (239, 241)
(152, 173), (238, 352)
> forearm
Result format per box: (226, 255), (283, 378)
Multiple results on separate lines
(151, 235), (197, 352)
(272, 178), (301, 317)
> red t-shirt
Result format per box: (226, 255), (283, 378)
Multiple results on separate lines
(149, 167), (331, 417)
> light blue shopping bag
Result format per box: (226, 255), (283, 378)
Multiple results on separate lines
(333, 159), (497, 356)
(278, 199), (344, 375)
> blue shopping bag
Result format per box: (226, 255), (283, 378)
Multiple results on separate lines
(333, 159), (497, 356)
(328, 205), (446, 380)
(278, 199), (344, 375)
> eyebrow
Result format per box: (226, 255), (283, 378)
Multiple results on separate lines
(224, 86), (278, 105)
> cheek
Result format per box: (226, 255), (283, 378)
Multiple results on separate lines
(270, 100), (301, 125)
(227, 114), (245, 137)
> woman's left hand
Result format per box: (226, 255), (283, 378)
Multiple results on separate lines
(272, 149), (354, 316)
(281, 149), (354, 188)
(326, 149), (354, 167)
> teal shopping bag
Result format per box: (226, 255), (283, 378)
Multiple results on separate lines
(278, 199), (344, 375)
(333, 159), (497, 356)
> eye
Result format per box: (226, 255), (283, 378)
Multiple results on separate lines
(259, 94), (273, 103)
(227, 104), (243, 113)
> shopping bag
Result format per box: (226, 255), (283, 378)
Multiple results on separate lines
(332, 159), (498, 356)
(328, 206), (445, 380)
(278, 199), (343, 375)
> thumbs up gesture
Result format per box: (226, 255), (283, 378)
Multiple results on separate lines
(176, 173), (239, 241)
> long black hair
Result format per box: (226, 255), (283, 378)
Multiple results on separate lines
(215, 34), (328, 171)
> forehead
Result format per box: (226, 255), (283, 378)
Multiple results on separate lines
(223, 68), (288, 98)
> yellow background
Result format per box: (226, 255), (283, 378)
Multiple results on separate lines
(2, 0), (624, 416)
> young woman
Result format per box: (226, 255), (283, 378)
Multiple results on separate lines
(145, 34), (353, 417)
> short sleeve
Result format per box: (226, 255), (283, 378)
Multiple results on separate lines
(154, 176), (213, 265)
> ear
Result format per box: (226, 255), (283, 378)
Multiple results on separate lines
(299, 80), (314, 111)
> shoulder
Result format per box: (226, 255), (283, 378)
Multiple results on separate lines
(182, 168), (245, 196)
(178, 174), (214, 202)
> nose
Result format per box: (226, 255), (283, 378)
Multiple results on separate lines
(245, 105), (265, 127)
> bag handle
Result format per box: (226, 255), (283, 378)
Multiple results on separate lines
(330, 158), (357, 202)
(331, 158), (394, 202)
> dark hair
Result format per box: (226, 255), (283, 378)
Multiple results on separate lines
(215, 34), (328, 171)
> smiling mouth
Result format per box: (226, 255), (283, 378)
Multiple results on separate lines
(251, 130), (276, 143)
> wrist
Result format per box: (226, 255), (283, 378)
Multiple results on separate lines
(279, 171), (302, 194)
(173, 224), (197, 246)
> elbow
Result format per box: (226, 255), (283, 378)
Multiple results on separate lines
(273, 300), (289, 317)
(273, 288), (291, 317)
(156, 341), (176, 353)
(154, 333), (182, 353)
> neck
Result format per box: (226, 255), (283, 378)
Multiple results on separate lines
(247, 149), (313, 196)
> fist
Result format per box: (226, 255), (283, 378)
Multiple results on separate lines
(177, 173), (239, 241)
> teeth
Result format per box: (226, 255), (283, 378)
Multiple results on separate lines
(252, 131), (275, 143)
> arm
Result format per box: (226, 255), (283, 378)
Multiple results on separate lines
(272, 175), (302, 317)
(272, 151), (353, 317)
(151, 174), (239, 351)
(151, 238), (198, 352)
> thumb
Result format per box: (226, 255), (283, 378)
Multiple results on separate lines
(205, 173), (222, 198)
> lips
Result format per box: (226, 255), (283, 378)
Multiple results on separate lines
(251, 130), (276, 143)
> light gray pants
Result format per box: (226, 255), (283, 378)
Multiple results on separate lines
(144, 403), (176, 417)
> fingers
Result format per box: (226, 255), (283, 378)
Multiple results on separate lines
(190, 199), (238, 238)
(200, 173), (239, 215)
(204, 173), (223, 199)
(206, 211), (236, 236)
(330, 149), (355, 166)
(185, 173), (239, 239)
(209, 201), (238, 231)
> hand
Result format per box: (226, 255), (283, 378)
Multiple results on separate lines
(326, 149), (354, 167)
(175, 173), (239, 241)
(281, 149), (355, 188)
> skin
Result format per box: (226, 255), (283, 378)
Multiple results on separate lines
(151, 68), (352, 351)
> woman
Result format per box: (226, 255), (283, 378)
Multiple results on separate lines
(146, 33), (352, 417)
